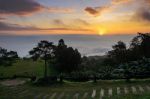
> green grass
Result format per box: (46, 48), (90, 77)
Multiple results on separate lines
(0, 60), (45, 77)
(0, 80), (150, 99)
(0, 60), (150, 99)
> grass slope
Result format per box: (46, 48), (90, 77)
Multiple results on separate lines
(0, 60), (44, 77)
(0, 80), (150, 99)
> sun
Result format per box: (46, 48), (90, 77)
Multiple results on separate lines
(98, 29), (106, 36)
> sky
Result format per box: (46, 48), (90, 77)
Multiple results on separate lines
(0, 0), (150, 36)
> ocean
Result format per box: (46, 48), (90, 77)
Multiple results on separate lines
(0, 34), (135, 57)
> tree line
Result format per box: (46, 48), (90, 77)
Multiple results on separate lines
(0, 33), (150, 83)
(0, 47), (18, 66)
(107, 33), (150, 64)
(29, 39), (81, 83)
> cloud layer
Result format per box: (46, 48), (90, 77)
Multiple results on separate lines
(112, 0), (131, 4)
(47, 7), (74, 13)
(84, 6), (110, 17)
(0, 21), (38, 31)
(84, 0), (133, 17)
(132, 0), (150, 22)
(0, 0), (74, 16)
(0, 0), (43, 15)
(134, 8), (150, 22)
(0, 17), (5, 20)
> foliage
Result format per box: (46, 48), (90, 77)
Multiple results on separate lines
(29, 39), (82, 82)
(53, 39), (82, 74)
(107, 33), (150, 64)
(29, 40), (55, 78)
(130, 33), (150, 59)
(1, 33), (150, 82)
(120, 58), (150, 78)
(0, 47), (18, 66)
(107, 41), (128, 64)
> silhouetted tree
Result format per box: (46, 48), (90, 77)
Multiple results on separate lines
(102, 57), (116, 66)
(129, 34), (144, 60)
(85, 58), (99, 82)
(121, 63), (132, 82)
(106, 33), (150, 64)
(99, 65), (114, 79)
(29, 40), (55, 78)
(108, 41), (128, 64)
(0, 47), (18, 66)
(140, 33), (150, 58)
(53, 39), (81, 82)
(130, 33), (150, 59)
(95, 33), (150, 80)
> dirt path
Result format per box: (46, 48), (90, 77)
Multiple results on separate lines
(0, 79), (26, 86)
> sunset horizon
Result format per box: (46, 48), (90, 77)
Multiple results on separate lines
(0, 0), (150, 36)
(0, 1), (150, 98)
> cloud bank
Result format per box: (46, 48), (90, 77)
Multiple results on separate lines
(0, 0), (43, 15)
(0, 0), (74, 16)
(111, 0), (132, 4)
(134, 8), (150, 22)
(0, 21), (38, 31)
(132, 0), (150, 22)
(84, 6), (110, 17)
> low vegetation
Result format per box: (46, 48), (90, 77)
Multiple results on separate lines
(0, 33), (150, 98)
(0, 80), (150, 99)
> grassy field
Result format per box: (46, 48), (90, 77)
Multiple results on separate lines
(0, 60), (150, 99)
(0, 60), (45, 77)
(0, 80), (150, 99)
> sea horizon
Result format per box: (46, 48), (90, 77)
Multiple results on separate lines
(0, 34), (135, 57)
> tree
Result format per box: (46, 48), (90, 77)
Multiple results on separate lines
(121, 63), (132, 82)
(53, 39), (82, 82)
(106, 33), (150, 64)
(130, 33), (150, 59)
(140, 33), (150, 58)
(99, 65), (114, 79)
(107, 41), (128, 64)
(29, 40), (55, 78)
(83, 58), (99, 82)
(0, 47), (18, 66)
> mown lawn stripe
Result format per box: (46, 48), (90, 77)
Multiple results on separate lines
(49, 92), (57, 99)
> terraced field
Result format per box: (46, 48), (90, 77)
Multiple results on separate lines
(0, 80), (150, 99)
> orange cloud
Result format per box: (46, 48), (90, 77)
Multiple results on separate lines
(73, 19), (90, 26)
(51, 18), (90, 29)
(46, 7), (74, 13)
(0, 27), (95, 35)
(0, 21), (39, 31)
(111, 0), (132, 4)
(84, 0), (134, 17)
(0, 20), (95, 36)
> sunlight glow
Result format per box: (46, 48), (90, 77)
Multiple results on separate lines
(98, 29), (106, 36)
